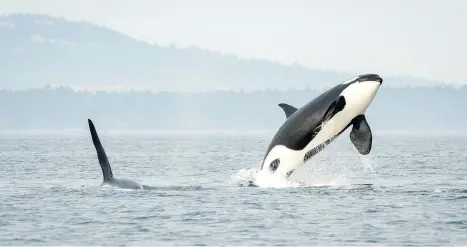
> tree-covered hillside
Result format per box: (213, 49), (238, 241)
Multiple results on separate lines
(0, 13), (447, 92)
(0, 85), (465, 132)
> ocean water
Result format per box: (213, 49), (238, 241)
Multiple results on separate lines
(0, 130), (466, 245)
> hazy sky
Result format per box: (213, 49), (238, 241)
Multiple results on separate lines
(1, 0), (466, 83)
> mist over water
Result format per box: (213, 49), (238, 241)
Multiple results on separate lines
(1, 131), (467, 245)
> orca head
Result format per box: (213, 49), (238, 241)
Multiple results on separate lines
(339, 74), (383, 116)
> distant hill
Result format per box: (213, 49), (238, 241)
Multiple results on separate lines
(0, 85), (466, 132)
(0, 13), (450, 92)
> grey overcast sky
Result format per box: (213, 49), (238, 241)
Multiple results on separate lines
(1, 0), (466, 84)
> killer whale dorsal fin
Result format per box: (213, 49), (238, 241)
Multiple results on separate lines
(278, 103), (298, 118)
(350, 114), (372, 155)
(88, 119), (114, 182)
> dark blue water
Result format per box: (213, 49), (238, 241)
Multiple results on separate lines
(0, 131), (466, 245)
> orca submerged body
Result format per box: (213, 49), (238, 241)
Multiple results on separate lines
(88, 119), (146, 190)
(257, 74), (383, 183)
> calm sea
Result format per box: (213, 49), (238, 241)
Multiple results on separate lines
(0, 131), (466, 245)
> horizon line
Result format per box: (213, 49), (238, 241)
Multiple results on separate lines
(0, 81), (462, 94)
(1, 128), (467, 137)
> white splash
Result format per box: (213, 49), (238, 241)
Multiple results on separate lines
(359, 153), (378, 179)
(254, 169), (301, 188)
(306, 174), (348, 187)
(232, 163), (349, 189)
(231, 167), (301, 188)
(233, 143), (380, 189)
(231, 167), (259, 186)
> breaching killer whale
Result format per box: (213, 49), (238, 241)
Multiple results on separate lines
(88, 119), (154, 190)
(257, 74), (383, 183)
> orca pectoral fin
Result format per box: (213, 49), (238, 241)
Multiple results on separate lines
(278, 103), (298, 119)
(350, 114), (372, 155)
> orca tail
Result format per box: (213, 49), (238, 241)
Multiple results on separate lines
(88, 119), (114, 182)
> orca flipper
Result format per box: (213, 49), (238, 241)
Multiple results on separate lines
(278, 103), (298, 118)
(88, 119), (114, 182)
(350, 114), (372, 155)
